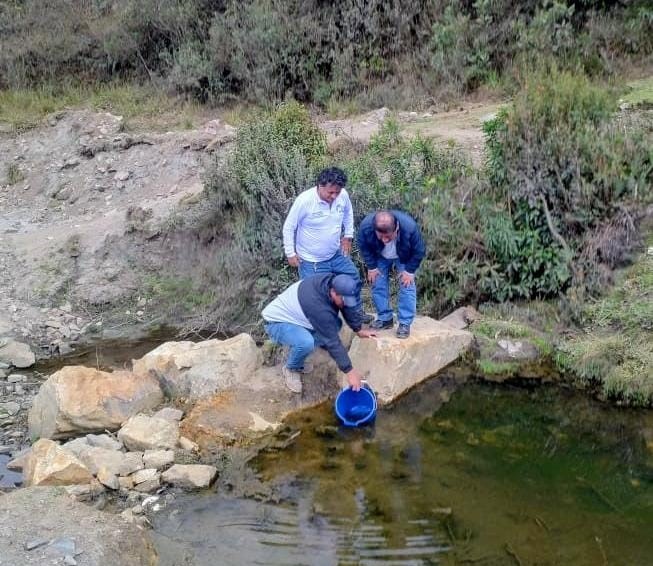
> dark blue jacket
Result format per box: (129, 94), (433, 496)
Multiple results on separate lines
(357, 210), (426, 273)
(297, 274), (362, 373)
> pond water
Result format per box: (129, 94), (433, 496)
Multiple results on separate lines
(152, 377), (653, 565)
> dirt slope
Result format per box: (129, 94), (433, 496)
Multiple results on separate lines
(0, 100), (500, 358)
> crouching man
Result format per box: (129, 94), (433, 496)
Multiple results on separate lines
(262, 273), (377, 394)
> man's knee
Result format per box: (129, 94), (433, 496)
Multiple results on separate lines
(293, 334), (315, 354)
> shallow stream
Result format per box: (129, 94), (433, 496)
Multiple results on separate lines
(151, 377), (653, 565)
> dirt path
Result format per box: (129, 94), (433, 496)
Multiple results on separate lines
(321, 100), (505, 165)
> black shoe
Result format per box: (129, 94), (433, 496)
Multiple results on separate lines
(361, 312), (375, 324)
(396, 323), (410, 339)
(370, 318), (393, 330)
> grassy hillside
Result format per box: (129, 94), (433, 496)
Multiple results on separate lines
(1, 0), (651, 108)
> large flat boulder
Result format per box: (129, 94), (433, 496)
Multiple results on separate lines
(180, 349), (340, 449)
(349, 316), (473, 404)
(131, 333), (262, 400)
(23, 439), (94, 486)
(28, 366), (164, 440)
(0, 486), (156, 565)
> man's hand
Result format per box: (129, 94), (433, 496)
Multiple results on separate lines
(356, 329), (377, 339)
(367, 268), (380, 284)
(346, 368), (364, 391)
(287, 256), (300, 268)
(341, 237), (352, 256)
(399, 271), (415, 287)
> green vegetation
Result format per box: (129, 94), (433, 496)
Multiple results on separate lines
(622, 77), (653, 107)
(0, 84), (204, 132)
(477, 359), (520, 378)
(1, 1), (651, 107)
(142, 275), (216, 318)
(557, 239), (653, 406)
(151, 68), (651, 345)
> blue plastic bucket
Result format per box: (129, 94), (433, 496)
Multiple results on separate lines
(334, 383), (377, 427)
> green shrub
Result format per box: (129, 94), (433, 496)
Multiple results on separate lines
(185, 101), (327, 327)
(1, 0), (652, 104)
(484, 67), (653, 301)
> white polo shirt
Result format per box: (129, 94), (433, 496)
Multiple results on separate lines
(282, 187), (354, 262)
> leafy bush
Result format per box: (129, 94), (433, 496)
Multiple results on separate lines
(484, 67), (653, 300)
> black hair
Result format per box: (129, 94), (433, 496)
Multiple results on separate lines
(317, 167), (347, 188)
(373, 210), (397, 234)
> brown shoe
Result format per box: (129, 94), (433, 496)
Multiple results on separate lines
(282, 366), (303, 393)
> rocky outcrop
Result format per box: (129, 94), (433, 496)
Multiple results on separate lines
(28, 366), (163, 439)
(23, 439), (94, 486)
(348, 316), (474, 404)
(0, 486), (156, 565)
(131, 334), (262, 401)
(0, 337), (35, 368)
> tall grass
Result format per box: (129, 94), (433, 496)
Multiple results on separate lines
(0, 83), (204, 131)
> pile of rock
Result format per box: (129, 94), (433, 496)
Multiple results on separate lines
(11, 366), (218, 503)
(0, 337), (37, 453)
(19, 414), (216, 494)
(6, 319), (474, 503)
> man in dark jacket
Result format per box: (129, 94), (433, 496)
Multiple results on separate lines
(262, 273), (377, 394)
(357, 210), (426, 338)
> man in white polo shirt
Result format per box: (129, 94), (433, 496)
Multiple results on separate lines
(283, 167), (370, 321)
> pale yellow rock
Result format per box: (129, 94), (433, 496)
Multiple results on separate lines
(248, 411), (281, 432)
(23, 439), (94, 486)
(178, 436), (199, 452)
(161, 464), (217, 489)
(349, 316), (473, 404)
(143, 449), (175, 470)
(131, 334), (262, 400)
(118, 415), (179, 451)
(118, 475), (135, 490)
(28, 366), (163, 439)
(97, 467), (120, 490)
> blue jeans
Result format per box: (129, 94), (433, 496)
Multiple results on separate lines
(265, 321), (339, 371)
(298, 250), (363, 312)
(371, 257), (416, 326)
